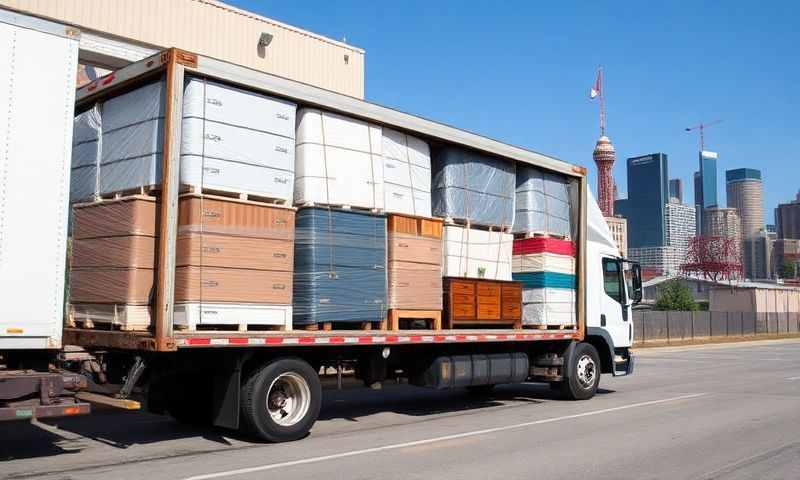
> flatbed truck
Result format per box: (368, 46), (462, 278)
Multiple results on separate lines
(0, 8), (640, 442)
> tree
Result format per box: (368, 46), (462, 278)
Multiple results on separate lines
(779, 260), (798, 279)
(655, 279), (698, 311)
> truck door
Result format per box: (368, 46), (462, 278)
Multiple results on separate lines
(600, 257), (631, 348)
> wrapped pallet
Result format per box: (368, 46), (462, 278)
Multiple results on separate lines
(513, 165), (573, 237)
(293, 207), (387, 327)
(387, 214), (443, 311)
(295, 108), (384, 210)
(382, 128), (432, 217)
(69, 195), (295, 331)
(442, 224), (513, 280)
(431, 147), (515, 228)
(77, 78), (297, 201)
(511, 237), (576, 327)
(70, 105), (101, 203)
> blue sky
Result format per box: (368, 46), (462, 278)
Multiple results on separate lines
(235, 1), (798, 221)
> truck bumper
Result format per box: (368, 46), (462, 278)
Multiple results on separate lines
(613, 349), (634, 376)
(0, 401), (90, 422)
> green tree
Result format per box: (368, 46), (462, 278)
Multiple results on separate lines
(779, 260), (798, 279)
(655, 279), (698, 311)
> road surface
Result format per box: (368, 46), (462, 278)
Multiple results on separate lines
(2, 339), (799, 479)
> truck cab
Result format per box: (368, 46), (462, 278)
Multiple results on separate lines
(584, 192), (641, 377)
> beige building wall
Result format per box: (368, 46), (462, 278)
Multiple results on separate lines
(605, 216), (627, 257)
(711, 286), (800, 313)
(0, 0), (365, 98)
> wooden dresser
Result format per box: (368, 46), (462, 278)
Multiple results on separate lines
(443, 277), (522, 329)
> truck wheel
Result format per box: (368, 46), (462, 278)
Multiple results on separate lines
(560, 343), (600, 400)
(240, 357), (321, 442)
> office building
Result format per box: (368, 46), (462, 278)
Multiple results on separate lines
(695, 151), (719, 231)
(744, 229), (772, 279)
(775, 191), (800, 240)
(614, 153), (669, 249)
(669, 178), (683, 203)
(628, 246), (684, 276)
(704, 207), (742, 241)
(726, 168), (765, 278)
(605, 216), (628, 257)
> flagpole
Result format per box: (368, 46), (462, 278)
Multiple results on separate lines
(599, 66), (605, 137)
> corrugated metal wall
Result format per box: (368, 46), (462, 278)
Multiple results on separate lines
(0, 0), (365, 98)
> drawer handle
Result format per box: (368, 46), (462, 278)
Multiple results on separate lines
(275, 146), (288, 154)
(276, 113), (290, 120)
(273, 177), (289, 184)
(392, 192), (404, 198)
(274, 219), (287, 224)
(273, 284), (286, 290)
(204, 133), (221, 142)
(203, 167), (220, 174)
(203, 209), (221, 218)
(273, 252), (287, 258)
(202, 280), (219, 287)
(202, 246), (221, 253)
(202, 310), (219, 315)
(398, 243), (409, 248)
(206, 98), (222, 106)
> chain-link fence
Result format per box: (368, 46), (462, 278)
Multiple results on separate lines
(633, 311), (800, 345)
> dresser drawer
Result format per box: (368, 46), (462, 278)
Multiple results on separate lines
(477, 304), (501, 320)
(449, 280), (475, 295)
(477, 283), (501, 296)
(452, 303), (476, 318)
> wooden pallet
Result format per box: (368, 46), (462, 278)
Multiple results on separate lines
(184, 185), (290, 206)
(68, 304), (151, 332)
(524, 324), (575, 330)
(388, 309), (442, 331)
(513, 231), (570, 240)
(301, 320), (388, 331)
(175, 323), (288, 332)
(299, 201), (382, 214)
(95, 185), (160, 201)
(443, 217), (512, 233)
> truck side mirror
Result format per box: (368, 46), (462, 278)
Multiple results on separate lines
(632, 263), (643, 304)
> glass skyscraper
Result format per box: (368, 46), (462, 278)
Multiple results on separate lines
(615, 153), (669, 248)
(697, 150), (719, 232)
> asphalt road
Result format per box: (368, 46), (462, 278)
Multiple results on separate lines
(2, 339), (800, 480)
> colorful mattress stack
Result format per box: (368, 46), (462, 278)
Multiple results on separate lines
(431, 147), (515, 228)
(442, 225), (513, 280)
(512, 165), (573, 237)
(512, 238), (577, 327)
(382, 128), (432, 217)
(295, 108), (384, 210)
(387, 214), (443, 310)
(69, 195), (295, 330)
(70, 78), (297, 201)
(292, 207), (387, 326)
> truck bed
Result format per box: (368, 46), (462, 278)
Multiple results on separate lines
(64, 327), (579, 350)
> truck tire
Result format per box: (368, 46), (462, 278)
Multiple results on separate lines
(560, 342), (601, 400)
(240, 357), (321, 442)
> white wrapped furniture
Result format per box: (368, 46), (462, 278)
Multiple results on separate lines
(432, 147), (515, 227)
(382, 128), (432, 216)
(442, 225), (512, 280)
(513, 165), (572, 237)
(75, 78), (297, 201)
(295, 108), (384, 210)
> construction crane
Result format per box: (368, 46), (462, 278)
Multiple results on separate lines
(685, 119), (723, 151)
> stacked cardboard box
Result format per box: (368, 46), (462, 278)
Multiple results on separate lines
(386, 214), (443, 311)
(69, 194), (295, 330)
(442, 225), (513, 280)
(512, 237), (576, 327)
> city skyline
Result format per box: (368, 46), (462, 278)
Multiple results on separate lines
(235, 1), (797, 220)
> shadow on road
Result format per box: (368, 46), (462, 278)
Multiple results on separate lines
(0, 382), (589, 461)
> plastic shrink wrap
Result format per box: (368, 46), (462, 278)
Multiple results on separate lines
(295, 109), (384, 210)
(431, 147), (515, 227)
(442, 225), (512, 280)
(513, 165), (573, 237)
(382, 128), (432, 217)
(70, 105), (101, 202)
(75, 78), (297, 201)
(293, 208), (387, 325)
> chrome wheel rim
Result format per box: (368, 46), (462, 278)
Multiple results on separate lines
(267, 372), (311, 427)
(576, 354), (596, 389)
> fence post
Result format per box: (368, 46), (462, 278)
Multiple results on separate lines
(726, 311), (730, 337)
(691, 311), (695, 340)
(666, 311), (671, 343)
